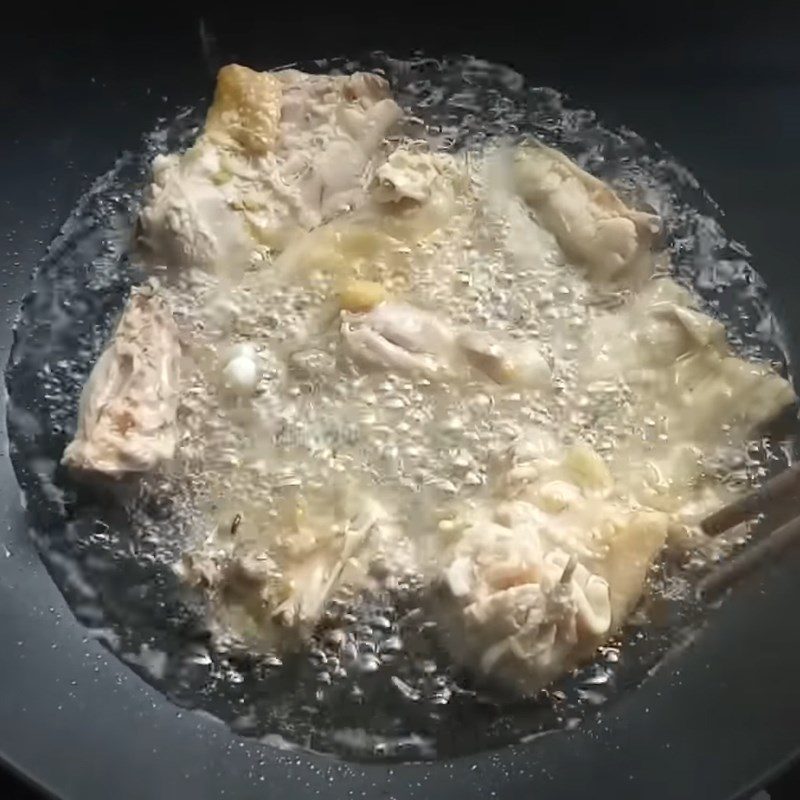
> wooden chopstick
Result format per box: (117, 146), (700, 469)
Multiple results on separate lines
(700, 461), (800, 536)
(697, 513), (800, 600)
(695, 461), (800, 599)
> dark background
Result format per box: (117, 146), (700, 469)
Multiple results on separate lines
(3, 7), (800, 798)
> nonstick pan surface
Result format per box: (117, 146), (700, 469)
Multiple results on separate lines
(3, 11), (800, 800)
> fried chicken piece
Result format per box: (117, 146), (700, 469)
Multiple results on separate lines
(205, 64), (284, 155)
(513, 143), (661, 281)
(62, 286), (181, 477)
(434, 440), (668, 694)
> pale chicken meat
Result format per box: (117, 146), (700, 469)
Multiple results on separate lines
(513, 143), (661, 282)
(373, 149), (445, 203)
(340, 301), (458, 376)
(437, 517), (615, 692)
(367, 147), (461, 241)
(581, 278), (795, 442)
(178, 491), (411, 649)
(340, 301), (551, 389)
(457, 330), (551, 389)
(62, 285), (181, 477)
(138, 149), (253, 273)
(271, 146), (461, 293)
(434, 438), (668, 693)
(138, 64), (403, 273)
(370, 147), (458, 218)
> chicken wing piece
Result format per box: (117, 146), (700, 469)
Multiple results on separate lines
(340, 301), (458, 376)
(340, 300), (552, 390)
(513, 143), (661, 281)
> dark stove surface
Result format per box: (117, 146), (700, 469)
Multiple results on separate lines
(6, 771), (799, 800)
(5, 8), (800, 800)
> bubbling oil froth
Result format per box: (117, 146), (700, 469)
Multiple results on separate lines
(5, 53), (795, 761)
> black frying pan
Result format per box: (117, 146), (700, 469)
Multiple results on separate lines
(3, 10), (800, 799)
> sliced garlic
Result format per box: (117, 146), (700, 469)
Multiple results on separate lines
(221, 346), (261, 397)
